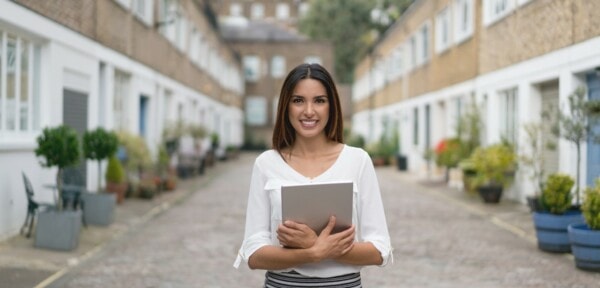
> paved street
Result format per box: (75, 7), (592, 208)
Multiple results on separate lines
(46, 152), (600, 287)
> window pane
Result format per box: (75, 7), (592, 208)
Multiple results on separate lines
(32, 45), (41, 130)
(6, 35), (16, 130)
(20, 40), (29, 131)
(245, 96), (267, 126)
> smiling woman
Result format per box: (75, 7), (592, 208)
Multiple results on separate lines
(234, 63), (392, 287)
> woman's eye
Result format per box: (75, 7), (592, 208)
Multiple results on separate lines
(315, 98), (327, 103)
(292, 98), (303, 103)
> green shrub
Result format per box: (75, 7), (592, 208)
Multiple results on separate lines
(471, 143), (516, 187)
(583, 179), (600, 230)
(435, 138), (463, 168)
(541, 173), (574, 214)
(83, 128), (118, 192)
(35, 125), (80, 210)
(105, 155), (125, 184)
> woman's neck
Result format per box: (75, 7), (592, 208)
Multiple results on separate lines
(289, 136), (338, 159)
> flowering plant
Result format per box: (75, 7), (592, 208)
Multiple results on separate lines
(434, 138), (463, 168)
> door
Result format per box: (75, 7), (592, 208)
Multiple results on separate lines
(587, 73), (600, 186)
(139, 95), (149, 138)
(540, 81), (560, 177)
(63, 89), (89, 186)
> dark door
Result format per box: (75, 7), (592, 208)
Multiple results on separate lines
(63, 89), (88, 186)
(139, 95), (149, 138)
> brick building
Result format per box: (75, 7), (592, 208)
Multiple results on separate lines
(0, 0), (244, 239)
(353, 0), (600, 203)
(214, 0), (336, 148)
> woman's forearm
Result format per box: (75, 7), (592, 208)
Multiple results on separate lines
(334, 242), (383, 266)
(248, 245), (318, 270)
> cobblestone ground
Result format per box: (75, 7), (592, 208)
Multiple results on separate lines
(49, 152), (600, 287)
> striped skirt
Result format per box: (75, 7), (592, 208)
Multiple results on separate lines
(264, 270), (362, 288)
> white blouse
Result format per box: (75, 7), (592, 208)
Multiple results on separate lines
(233, 145), (392, 277)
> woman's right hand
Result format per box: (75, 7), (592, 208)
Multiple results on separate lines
(309, 216), (355, 262)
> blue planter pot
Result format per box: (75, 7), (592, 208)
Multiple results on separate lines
(532, 211), (584, 253)
(568, 223), (600, 272)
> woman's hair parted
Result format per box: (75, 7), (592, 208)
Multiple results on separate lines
(272, 63), (344, 154)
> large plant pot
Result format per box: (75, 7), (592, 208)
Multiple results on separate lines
(106, 182), (127, 204)
(477, 184), (503, 203)
(82, 192), (116, 226)
(533, 211), (584, 253)
(462, 169), (477, 194)
(568, 223), (600, 271)
(35, 210), (82, 251)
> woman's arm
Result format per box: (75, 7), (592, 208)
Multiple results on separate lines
(334, 242), (383, 265)
(249, 216), (355, 270)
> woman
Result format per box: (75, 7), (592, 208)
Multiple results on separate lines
(234, 63), (392, 287)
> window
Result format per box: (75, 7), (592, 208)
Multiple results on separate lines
(420, 24), (430, 63)
(409, 36), (417, 69)
(413, 107), (419, 146)
(299, 2), (310, 18)
(243, 55), (261, 82)
(272, 97), (279, 125)
(499, 88), (518, 145)
(245, 96), (267, 126)
(304, 56), (321, 65)
(0, 31), (41, 134)
(483, 0), (514, 26)
(391, 46), (403, 78)
(113, 70), (131, 131)
(159, 0), (186, 52)
(271, 55), (286, 78)
(435, 7), (451, 54)
(454, 0), (473, 44)
(230, 3), (243, 17)
(132, 0), (153, 25)
(276, 3), (290, 20)
(251, 3), (265, 19)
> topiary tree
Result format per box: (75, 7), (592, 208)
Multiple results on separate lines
(541, 173), (575, 215)
(35, 125), (80, 211)
(83, 128), (118, 193)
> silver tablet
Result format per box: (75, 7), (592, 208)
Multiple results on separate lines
(281, 181), (353, 234)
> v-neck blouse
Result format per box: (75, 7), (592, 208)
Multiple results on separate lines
(233, 145), (393, 278)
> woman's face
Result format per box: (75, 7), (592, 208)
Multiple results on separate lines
(288, 78), (330, 140)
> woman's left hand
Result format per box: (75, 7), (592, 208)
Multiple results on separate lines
(277, 221), (317, 249)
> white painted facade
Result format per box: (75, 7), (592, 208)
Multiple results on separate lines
(353, 35), (600, 203)
(0, 1), (244, 240)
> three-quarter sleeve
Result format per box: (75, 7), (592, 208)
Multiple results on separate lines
(233, 161), (272, 268)
(357, 152), (393, 266)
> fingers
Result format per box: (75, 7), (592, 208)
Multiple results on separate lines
(320, 215), (336, 236)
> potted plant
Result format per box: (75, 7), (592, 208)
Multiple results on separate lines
(34, 125), (82, 251)
(569, 179), (600, 271)
(105, 155), (126, 204)
(434, 138), (462, 182)
(458, 159), (477, 195)
(533, 173), (584, 252)
(470, 143), (516, 203)
(543, 86), (600, 208)
(82, 128), (119, 225)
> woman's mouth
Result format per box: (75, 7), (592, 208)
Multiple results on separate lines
(300, 120), (318, 128)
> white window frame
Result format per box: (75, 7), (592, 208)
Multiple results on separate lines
(409, 36), (417, 70)
(299, 2), (310, 18)
(276, 3), (290, 20)
(251, 3), (265, 20)
(230, 3), (243, 17)
(245, 96), (267, 126)
(304, 56), (322, 65)
(483, 0), (515, 26)
(0, 30), (40, 136)
(419, 22), (431, 64)
(132, 0), (154, 26)
(243, 55), (261, 82)
(499, 88), (519, 145)
(113, 70), (131, 131)
(454, 0), (474, 44)
(435, 7), (452, 54)
(114, 0), (131, 10)
(270, 55), (286, 78)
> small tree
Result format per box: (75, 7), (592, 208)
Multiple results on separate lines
(544, 87), (600, 206)
(35, 125), (80, 211)
(83, 128), (118, 193)
(520, 122), (555, 198)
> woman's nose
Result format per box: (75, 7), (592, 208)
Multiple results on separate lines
(304, 103), (315, 116)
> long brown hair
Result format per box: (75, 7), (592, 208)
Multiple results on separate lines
(272, 63), (344, 154)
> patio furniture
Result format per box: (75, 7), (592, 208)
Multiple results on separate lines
(20, 172), (55, 238)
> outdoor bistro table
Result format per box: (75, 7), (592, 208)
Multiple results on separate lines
(43, 184), (85, 210)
